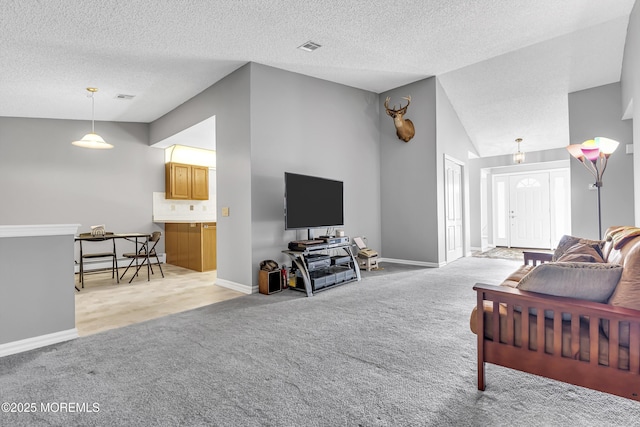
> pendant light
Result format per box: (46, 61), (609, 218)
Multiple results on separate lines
(72, 87), (113, 149)
(513, 138), (525, 164)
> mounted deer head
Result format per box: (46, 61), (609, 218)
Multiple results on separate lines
(384, 96), (415, 142)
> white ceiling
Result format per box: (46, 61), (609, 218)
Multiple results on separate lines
(0, 0), (635, 157)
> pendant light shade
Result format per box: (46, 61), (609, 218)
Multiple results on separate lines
(72, 87), (113, 149)
(513, 138), (525, 164)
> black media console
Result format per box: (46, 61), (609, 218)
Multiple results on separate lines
(282, 239), (361, 297)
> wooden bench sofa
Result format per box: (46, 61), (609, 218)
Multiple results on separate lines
(470, 226), (640, 401)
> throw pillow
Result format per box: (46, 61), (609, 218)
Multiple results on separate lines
(518, 262), (622, 302)
(556, 242), (605, 263)
(552, 235), (604, 262)
(516, 262), (623, 320)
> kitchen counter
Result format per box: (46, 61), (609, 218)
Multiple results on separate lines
(153, 218), (216, 223)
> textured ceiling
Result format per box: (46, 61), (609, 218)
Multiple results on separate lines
(0, 0), (635, 157)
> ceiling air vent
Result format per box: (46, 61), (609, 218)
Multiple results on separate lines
(298, 41), (321, 52)
(115, 94), (136, 100)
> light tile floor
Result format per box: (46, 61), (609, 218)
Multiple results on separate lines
(75, 263), (244, 336)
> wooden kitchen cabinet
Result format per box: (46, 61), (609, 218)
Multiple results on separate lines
(164, 222), (216, 272)
(165, 162), (209, 200)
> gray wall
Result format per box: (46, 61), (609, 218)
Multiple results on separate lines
(568, 82), (634, 239)
(621, 1), (640, 225)
(380, 78), (438, 264)
(435, 78), (478, 260)
(0, 235), (75, 345)
(150, 64), (253, 289)
(0, 117), (165, 255)
(379, 77), (475, 265)
(249, 63), (381, 283)
(152, 63), (382, 288)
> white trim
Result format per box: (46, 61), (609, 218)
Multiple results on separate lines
(378, 257), (444, 268)
(443, 153), (465, 165)
(0, 328), (78, 358)
(0, 224), (80, 238)
(215, 278), (253, 294)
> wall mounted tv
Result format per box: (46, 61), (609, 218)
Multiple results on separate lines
(284, 172), (344, 234)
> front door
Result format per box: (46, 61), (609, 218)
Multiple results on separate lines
(509, 173), (551, 249)
(445, 157), (464, 262)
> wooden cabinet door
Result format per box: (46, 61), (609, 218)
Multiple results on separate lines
(166, 163), (192, 199)
(188, 223), (203, 272)
(191, 166), (209, 200)
(202, 223), (217, 271)
(176, 223), (190, 268)
(164, 223), (178, 265)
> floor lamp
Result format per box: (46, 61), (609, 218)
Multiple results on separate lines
(566, 137), (619, 239)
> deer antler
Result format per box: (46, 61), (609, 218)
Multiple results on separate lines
(384, 97), (391, 109)
(402, 95), (411, 106)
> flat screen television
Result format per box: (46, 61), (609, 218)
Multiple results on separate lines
(284, 172), (344, 233)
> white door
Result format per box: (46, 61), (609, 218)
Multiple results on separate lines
(509, 173), (551, 248)
(445, 158), (464, 262)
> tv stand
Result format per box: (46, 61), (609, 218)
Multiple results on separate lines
(283, 240), (361, 297)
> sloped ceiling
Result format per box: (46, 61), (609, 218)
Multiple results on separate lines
(0, 0), (635, 156)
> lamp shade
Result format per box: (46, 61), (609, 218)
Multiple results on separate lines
(595, 137), (619, 155)
(566, 144), (585, 160)
(581, 147), (600, 162)
(71, 133), (114, 149)
(71, 87), (113, 149)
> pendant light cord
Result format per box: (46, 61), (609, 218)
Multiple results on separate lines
(91, 91), (95, 133)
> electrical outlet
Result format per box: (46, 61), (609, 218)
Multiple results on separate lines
(222, 207), (230, 217)
(190, 205), (194, 211)
(170, 205), (175, 211)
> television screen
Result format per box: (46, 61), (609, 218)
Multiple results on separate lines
(284, 172), (344, 230)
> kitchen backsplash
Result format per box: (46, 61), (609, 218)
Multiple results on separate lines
(152, 192), (216, 222)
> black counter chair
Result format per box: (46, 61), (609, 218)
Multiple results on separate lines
(78, 232), (119, 288)
(119, 231), (164, 283)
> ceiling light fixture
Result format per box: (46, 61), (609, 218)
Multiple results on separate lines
(298, 41), (322, 52)
(71, 87), (113, 149)
(513, 138), (525, 164)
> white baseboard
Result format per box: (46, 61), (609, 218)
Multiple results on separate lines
(0, 328), (78, 358)
(378, 257), (444, 268)
(215, 278), (253, 294)
(75, 253), (166, 273)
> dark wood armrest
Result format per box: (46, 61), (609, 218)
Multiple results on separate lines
(473, 282), (640, 318)
(523, 251), (553, 266)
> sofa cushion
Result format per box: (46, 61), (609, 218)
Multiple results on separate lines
(607, 242), (640, 310)
(517, 262), (622, 303)
(500, 264), (534, 288)
(556, 242), (605, 263)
